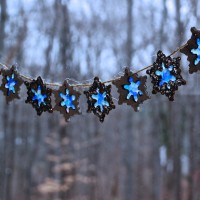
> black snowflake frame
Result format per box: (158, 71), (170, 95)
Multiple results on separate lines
(146, 51), (186, 101)
(180, 27), (200, 74)
(54, 81), (81, 122)
(25, 76), (53, 115)
(84, 77), (115, 122)
(0, 65), (23, 103)
(113, 68), (150, 111)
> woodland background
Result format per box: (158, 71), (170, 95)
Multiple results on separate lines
(0, 0), (200, 200)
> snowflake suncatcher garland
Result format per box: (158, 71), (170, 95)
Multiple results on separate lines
(0, 27), (199, 123)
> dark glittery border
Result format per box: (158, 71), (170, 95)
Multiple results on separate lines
(25, 76), (53, 115)
(147, 51), (186, 101)
(84, 77), (115, 122)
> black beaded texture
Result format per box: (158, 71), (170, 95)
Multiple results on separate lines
(25, 76), (53, 115)
(84, 77), (115, 122)
(146, 51), (186, 101)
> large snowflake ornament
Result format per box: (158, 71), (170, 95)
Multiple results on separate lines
(25, 76), (53, 115)
(54, 81), (81, 122)
(0, 65), (23, 103)
(146, 51), (186, 101)
(84, 77), (115, 122)
(113, 68), (150, 111)
(180, 27), (200, 73)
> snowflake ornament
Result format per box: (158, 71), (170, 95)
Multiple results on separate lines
(25, 76), (53, 115)
(0, 65), (23, 103)
(146, 51), (186, 101)
(180, 27), (200, 73)
(113, 68), (149, 111)
(84, 77), (115, 122)
(54, 81), (80, 122)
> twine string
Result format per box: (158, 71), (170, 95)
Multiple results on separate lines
(0, 43), (187, 88)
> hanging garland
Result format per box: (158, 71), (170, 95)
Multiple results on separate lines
(0, 27), (198, 123)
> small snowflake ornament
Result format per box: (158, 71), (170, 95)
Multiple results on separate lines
(84, 77), (115, 122)
(146, 50), (186, 101)
(0, 65), (23, 103)
(54, 81), (81, 122)
(113, 68), (150, 111)
(180, 27), (200, 73)
(25, 76), (53, 115)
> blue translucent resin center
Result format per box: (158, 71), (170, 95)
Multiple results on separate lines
(123, 77), (143, 102)
(92, 89), (109, 112)
(155, 63), (176, 88)
(60, 89), (76, 113)
(32, 86), (47, 106)
(5, 74), (17, 96)
(191, 38), (200, 65)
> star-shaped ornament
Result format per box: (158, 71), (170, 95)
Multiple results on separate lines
(84, 77), (115, 122)
(146, 51), (186, 101)
(180, 27), (200, 73)
(113, 68), (149, 111)
(54, 81), (81, 122)
(0, 65), (23, 103)
(25, 76), (53, 115)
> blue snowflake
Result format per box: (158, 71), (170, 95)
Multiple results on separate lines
(5, 74), (17, 95)
(123, 77), (143, 102)
(191, 38), (200, 65)
(32, 86), (47, 106)
(60, 89), (76, 113)
(155, 63), (176, 89)
(92, 90), (109, 112)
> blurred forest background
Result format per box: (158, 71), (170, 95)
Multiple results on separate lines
(0, 0), (200, 200)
